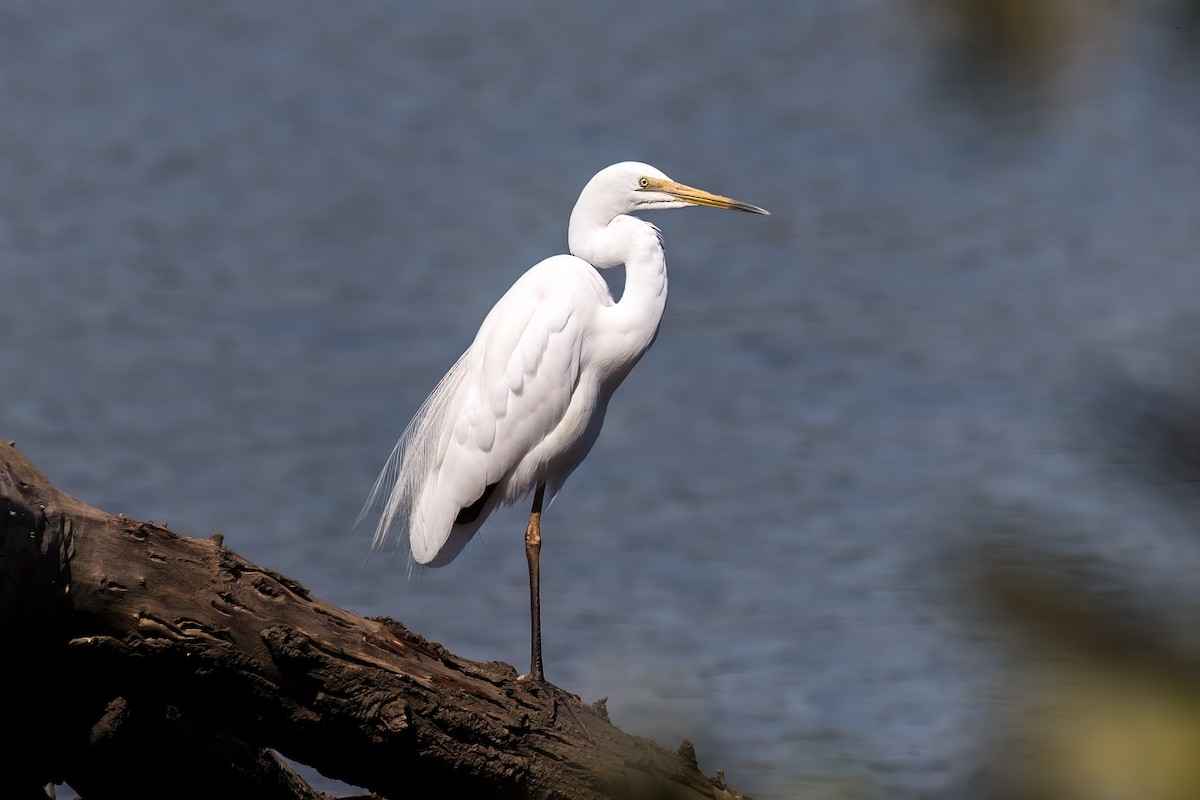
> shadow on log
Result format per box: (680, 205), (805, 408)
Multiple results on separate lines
(0, 441), (748, 800)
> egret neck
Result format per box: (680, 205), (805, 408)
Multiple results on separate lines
(568, 212), (668, 383)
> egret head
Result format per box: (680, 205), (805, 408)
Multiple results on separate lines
(577, 161), (770, 219)
(568, 161), (768, 268)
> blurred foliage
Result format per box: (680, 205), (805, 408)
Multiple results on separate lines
(919, 0), (1122, 115)
(975, 542), (1200, 800)
(967, 350), (1200, 800)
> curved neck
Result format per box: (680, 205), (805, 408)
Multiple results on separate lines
(569, 213), (668, 383)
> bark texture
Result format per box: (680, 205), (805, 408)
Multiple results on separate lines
(0, 441), (748, 800)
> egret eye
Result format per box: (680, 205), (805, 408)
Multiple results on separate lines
(638, 177), (650, 189)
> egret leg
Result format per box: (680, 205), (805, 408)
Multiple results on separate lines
(522, 482), (591, 740)
(525, 481), (547, 683)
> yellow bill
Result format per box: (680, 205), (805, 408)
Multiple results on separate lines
(641, 177), (770, 216)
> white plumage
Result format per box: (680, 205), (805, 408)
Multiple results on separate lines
(369, 257), (605, 565)
(362, 161), (767, 681)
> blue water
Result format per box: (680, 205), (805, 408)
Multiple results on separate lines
(5, 2), (1200, 796)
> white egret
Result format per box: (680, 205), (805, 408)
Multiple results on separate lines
(364, 161), (768, 684)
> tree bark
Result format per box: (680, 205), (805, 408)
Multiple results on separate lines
(0, 441), (749, 800)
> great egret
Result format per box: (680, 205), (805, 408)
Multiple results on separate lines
(364, 161), (768, 684)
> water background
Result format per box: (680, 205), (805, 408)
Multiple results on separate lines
(5, 2), (1200, 796)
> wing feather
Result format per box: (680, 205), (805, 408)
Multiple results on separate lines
(358, 346), (474, 552)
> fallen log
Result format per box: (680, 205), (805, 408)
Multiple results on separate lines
(0, 440), (748, 800)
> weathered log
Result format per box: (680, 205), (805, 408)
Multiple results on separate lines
(0, 440), (749, 800)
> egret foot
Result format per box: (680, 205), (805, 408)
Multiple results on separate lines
(519, 674), (592, 741)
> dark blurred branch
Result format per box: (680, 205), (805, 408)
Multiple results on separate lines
(1088, 370), (1200, 498)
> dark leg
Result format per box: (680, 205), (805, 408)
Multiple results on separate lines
(525, 481), (546, 683)
(522, 483), (590, 739)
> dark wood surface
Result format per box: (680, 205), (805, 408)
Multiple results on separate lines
(0, 440), (749, 800)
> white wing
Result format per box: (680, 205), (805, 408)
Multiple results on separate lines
(365, 255), (611, 567)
